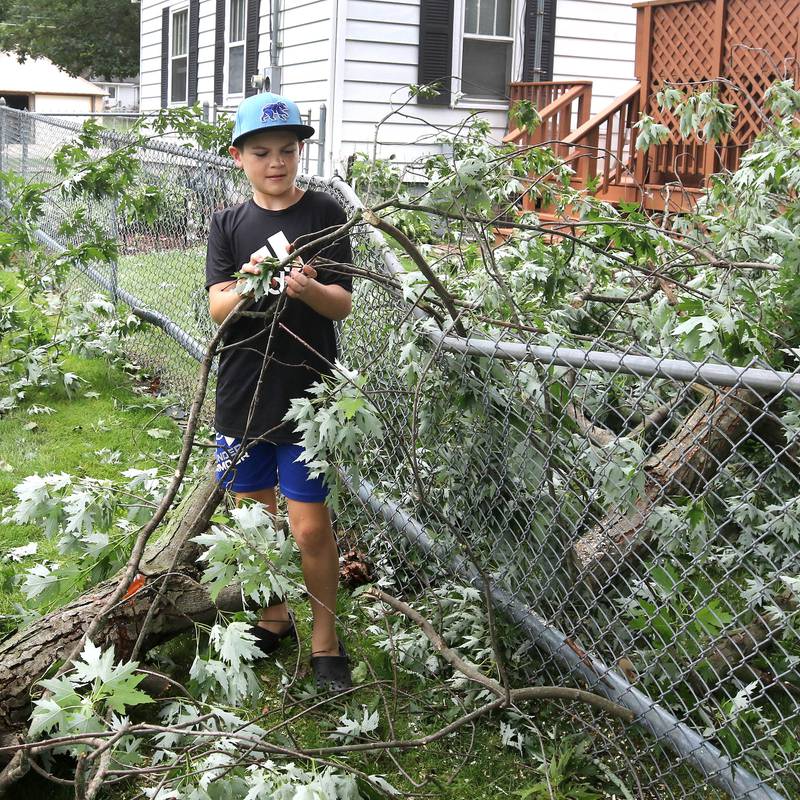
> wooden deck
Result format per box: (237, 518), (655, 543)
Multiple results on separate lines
(506, 0), (800, 212)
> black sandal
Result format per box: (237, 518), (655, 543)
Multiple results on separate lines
(248, 612), (297, 658)
(311, 640), (352, 692)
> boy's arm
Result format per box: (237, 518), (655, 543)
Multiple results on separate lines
(208, 279), (245, 324)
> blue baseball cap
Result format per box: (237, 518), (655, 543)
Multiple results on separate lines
(231, 92), (315, 146)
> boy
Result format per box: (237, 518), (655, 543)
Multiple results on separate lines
(205, 92), (353, 692)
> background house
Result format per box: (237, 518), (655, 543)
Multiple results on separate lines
(0, 51), (107, 113)
(91, 78), (141, 112)
(138, 0), (637, 173)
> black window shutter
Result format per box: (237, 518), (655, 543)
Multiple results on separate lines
(522, 0), (557, 82)
(187, 0), (200, 105)
(540, 0), (557, 81)
(418, 0), (453, 106)
(161, 8), (170, 108)
(244, 0), (262, 97)
(214, 0), (225, 105)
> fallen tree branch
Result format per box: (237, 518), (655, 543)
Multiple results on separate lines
(690, 603), (800, 697)
(368, 587), (635, 724)
(572, 386), (760, 591)
(0, 475), (229, 737)
(363, 208), (468, 338)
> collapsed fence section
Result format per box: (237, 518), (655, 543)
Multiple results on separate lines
(2, 104), (800, 800)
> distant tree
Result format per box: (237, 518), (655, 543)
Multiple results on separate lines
(0, 0), (139, 80)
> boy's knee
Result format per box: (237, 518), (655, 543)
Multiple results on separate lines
(291, 520), (333, 555)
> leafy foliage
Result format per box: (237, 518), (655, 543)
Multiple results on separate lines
(30, 639), (152, 741)
(0, 0), (139, 79)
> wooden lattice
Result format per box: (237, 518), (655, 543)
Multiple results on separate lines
(638, 0), (800, 185)
(648, 0), (716, 93)
(721, 0), (800, 167)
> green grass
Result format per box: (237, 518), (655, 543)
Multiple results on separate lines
(117, 246), (208, 341)
(0, 274), (185, 623)
(149, 591), (579, 800)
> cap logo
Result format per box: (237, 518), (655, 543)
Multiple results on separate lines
(261, 102), (290, 123)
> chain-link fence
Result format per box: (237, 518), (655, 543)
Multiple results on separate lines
(2, 104), (799, 800)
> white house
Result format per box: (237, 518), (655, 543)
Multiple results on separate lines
(91, 78), (141, 112)
(138, 0), (637, 173)
(0, 51), (107, 113)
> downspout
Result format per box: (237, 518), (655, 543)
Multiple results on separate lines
(328, 0), (341, 175)
(267, 0), (282, 92)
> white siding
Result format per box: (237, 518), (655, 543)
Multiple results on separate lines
(337, 0), (509, 172)
(552, 0), (638, 110)
(138, 0), (639, 174)
(138, 0), (330, 170)
(278, 0), (331, 172)
(139, 0), (169, 110)
(336, 0), (638, 173)
(33, 94), (96, 113)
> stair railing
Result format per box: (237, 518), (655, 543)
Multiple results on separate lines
(561, 82), (642, 194)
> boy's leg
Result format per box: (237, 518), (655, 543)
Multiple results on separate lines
(286, 498), (340, 657)
(235, 487), (294, 635)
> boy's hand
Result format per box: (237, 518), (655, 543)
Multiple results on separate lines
(236, 249), (280, 294)
(285, 262), (318, 298)
(241, 247), (268, 276)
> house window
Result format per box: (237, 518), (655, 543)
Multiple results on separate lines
(107, 86), (117, 99)
(171, 8), (189, 103)
(460, 0), (512, 100)
(227, 0), (246, 96)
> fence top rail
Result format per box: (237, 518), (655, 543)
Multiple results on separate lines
(436, 335), (800, 397)
(0, 104), (233, 168)
(21, 112), (164, 117)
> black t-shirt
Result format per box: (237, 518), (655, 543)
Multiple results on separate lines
(205, 190), (353, 443)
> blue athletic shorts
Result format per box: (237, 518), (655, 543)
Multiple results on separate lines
(214, 434), (328, 502)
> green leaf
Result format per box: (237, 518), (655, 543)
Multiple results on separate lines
(29, 697), (69, 738)
(101, 675), (153, 714)
(146, 428), (172, 440)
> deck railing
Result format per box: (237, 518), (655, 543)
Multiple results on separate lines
(508, 80), (591, 114)
(504, 0), (799, 211)
(504, 82), (593, 209)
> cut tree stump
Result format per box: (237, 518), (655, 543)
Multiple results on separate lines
(0, 474), (229, 737)
(571, 387), (760, 591)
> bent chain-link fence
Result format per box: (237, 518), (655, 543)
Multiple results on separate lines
(2, 105), (800, 800)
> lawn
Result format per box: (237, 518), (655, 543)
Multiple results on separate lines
(0, 297), (186, 623)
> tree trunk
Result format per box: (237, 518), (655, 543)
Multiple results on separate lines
(571, 387), (759, 591)
(0, 475), (230, 736)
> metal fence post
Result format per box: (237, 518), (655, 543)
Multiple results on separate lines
(20, 111), (29, 179)
(317, 103), (327, 176)
(0, 98), (6, 177)
(304, 110), (312, 173)
(109, 197), (120, 305)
